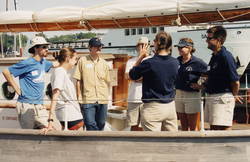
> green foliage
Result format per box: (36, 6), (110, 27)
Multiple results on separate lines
(47, 32), (97, 43)
(1, 33), (28, 47)
(1, 32), (103, 47)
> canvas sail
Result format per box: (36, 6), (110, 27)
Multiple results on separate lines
(0, 0), (250, 32)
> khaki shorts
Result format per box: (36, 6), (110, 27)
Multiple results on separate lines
(16, 101), (48, 129)
(175, 89), (201, 114)
(141, 101), (178, 131)
(126, 103), (142, 126)
(204, 92), (235, 127)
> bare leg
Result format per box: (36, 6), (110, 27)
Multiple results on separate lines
(186, 113), (199, 131)
(178, 113), (189, 131)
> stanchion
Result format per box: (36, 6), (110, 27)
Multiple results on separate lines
(200, 96), (205, 131)
(64, 100), (68, 131)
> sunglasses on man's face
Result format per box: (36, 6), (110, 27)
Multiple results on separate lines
(206, 37), (218, 41)
(40, 45), (48, 49)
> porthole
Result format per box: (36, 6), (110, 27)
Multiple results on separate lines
(1, 81), (15, 100)
(46, 83), (52, 101)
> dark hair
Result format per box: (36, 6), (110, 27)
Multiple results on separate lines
(180, 38), (196, 55)
(207, 26), (227, 45)
(154, 31), (172, 54)
(29, 45), (40, 54)
(53, 47), (76, 63)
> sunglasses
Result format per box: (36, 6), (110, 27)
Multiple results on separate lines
(206, 37), (218, 41)
(40, 45), (48, 49)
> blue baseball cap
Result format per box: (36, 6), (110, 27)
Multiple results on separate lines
(89, 37), (104, 46)
(174, 39), (194, 47)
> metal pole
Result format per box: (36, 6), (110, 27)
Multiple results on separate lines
(0, 34), (3, 58)
(200, 97), (205, 131)
(14, 0), (22, 56)
(64, 100), (68, 131)
(245, 73), (249, 89)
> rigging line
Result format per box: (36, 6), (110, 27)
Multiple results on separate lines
(29, 23), (37, 32)
(1, 94), (249, 102)
(181, 12), (193, 25)
(144, 15), (155, 27)
(55, 22), (67, 31)
(78, 9), (91, 31)
(216, 8), (228, 22)
(205, 10), (250, 24)
(32, 12), (40, 32)
(112, 17), (122, 28)
(86, 20), (95, 30)
(4, 24), (12, 32)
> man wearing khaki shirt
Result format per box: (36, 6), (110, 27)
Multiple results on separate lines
(73, 38), (110, 131)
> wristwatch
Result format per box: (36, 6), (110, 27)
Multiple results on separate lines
(47, 119), (54, 122)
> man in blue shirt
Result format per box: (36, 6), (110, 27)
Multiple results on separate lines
(2, 37), (59, 129)
(204, 26), (243, 130)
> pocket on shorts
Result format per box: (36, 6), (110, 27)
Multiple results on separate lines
(34, 105), (48, 118)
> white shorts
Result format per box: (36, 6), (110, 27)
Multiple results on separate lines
(16, 101), (48, 129)
(140, 101), (178, 131)
(204, 92), (235, 127)
(175, 89), (201, 114)
(126, 102), (142, 126)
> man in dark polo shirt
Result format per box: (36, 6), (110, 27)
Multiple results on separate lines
(204, 26), (243, 130)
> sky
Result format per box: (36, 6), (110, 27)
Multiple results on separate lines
(0, 0), (115, 38)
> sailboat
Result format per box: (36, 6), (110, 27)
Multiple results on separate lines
(0, 0), (250, 161)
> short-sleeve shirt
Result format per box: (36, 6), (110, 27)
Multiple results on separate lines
(176, 55), (207, 92)
(73, 55), (110, 104)
(51, 67), (83, 122)
(125, 56), (151, 103)
(206, 46), (239, 94)
(129, 54), (179, 103)
(8, 57), (53, 104)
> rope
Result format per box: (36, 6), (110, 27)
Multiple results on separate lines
(216, 8), (228, 22)
(86, 20), (95, 30)
(32, 12), (40, 32)
(55, 22), (67, 31)
(4, 24), (12, 32)
(29, 23), (37, 32)
(144, 15), (155, 26)
(112, 17), (122, 28)
(78, 9), (91, 31)
(181, 12), (193, 25)
(1, 94), (249, 102)
(171, 0), (181, 26)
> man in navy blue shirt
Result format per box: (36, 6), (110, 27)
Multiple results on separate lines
(204, 26), (242, 130)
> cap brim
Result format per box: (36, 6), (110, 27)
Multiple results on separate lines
(174, 44), (186, 47)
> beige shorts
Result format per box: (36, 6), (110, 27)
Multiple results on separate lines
(126, 103), (142, 126)
(204, 92), (235, 127)
(140, 101), (178, 131)
(175, 89), (201, 114)
(16, 101), (48, 129)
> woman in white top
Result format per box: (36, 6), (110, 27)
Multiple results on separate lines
(40, 47), (83, 135)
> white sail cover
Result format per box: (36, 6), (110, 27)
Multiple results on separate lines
(0, 0), (250, 24)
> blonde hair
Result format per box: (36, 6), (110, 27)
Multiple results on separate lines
(53, 47), (76, 63)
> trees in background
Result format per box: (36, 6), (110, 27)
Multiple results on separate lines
(2, 32), (104, 48)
